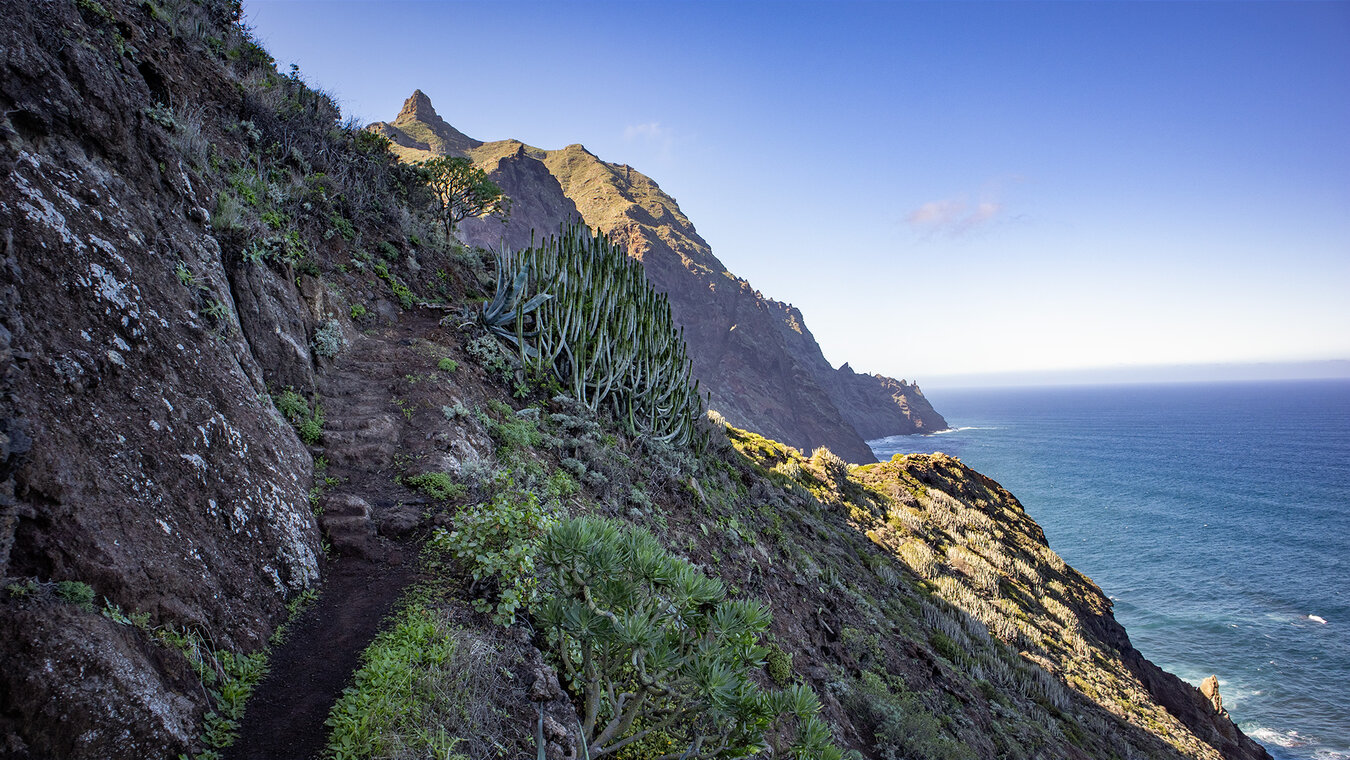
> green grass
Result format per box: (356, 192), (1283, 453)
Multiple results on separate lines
(324, 603), (467, 760)
(402, 472), (466, 501)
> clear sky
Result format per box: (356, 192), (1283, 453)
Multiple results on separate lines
(244, 1), (1350, 387)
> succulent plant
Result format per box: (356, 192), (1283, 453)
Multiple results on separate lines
(479, 225), (706, 446)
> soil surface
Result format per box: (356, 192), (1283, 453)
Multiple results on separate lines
(228, 309), (495, 759)
(226, 555), (415, 760)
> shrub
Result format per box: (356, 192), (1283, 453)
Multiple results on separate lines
(54, 580), (95, 609)
(275, 390), (324, 444)
(402, 472), (466, 502)
(766, 642), (795, 687)
(465, 334), (513, 383)
(430, 470), (557, 625)
(312, 319), (345, 358)
(349, 303), (368, 320)
(535, 516), (846, 759)
(437, 357), (458, 373)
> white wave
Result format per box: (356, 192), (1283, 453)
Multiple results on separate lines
(926, 426), (997, 436)
(1246, 726), (1306, 748)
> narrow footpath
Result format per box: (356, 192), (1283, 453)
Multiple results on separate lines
(228, 311), (482, 760)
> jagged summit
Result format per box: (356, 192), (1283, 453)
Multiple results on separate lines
(369, 89), (481, 159)
(397, 89), (437, 122)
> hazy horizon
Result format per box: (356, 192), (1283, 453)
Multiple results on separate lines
(913, 359), (1350, 391)
(245, 1), (1350, 382)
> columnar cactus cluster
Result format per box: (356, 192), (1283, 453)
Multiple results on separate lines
(484, 224), (705, 446)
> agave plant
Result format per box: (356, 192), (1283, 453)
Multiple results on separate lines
(476, 253), (552, 356)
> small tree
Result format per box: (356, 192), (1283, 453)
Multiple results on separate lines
(535, 516), (847, 760)
(418, 155), (507, 238)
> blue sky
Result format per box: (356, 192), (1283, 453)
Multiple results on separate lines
(244, 1), (1350, 386)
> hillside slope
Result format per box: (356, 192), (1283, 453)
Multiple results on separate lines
(0, 3), (1267, 760)
(371, 92), (947, 463)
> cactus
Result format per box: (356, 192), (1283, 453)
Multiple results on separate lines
(479, 225), (706, 446)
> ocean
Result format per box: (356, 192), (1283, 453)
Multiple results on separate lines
(870, 380), (1350, 760)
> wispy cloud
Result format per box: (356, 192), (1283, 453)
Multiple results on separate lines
(623, 122), (667, 141)
(906, 197), (1003, 235)
(622, 121), (675, 161)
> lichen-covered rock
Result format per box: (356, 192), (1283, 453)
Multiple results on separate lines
(0, 0), (321, 755)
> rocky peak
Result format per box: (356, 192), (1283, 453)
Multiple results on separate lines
(397, 89), (438, 123)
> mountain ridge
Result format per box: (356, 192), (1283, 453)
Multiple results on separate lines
(371, 91), (947, 462)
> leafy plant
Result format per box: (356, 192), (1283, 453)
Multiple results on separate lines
(312, 319), (345, 358)
(535, 516), (845, 760)
(430, 470), (557, 626)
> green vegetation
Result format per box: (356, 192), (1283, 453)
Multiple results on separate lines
(840, 671), (976, 760)
(436, 357), (458, 373)
(54, 580), (96, 610)
(765, 642), (795, 687)
(481, 225), (704, 446)
(536, 516), (845, 760)
(274, 389), (325, 444)
(312, 319), (344, 358)
(431, 470), (558, 625)
(417, 156), (507, 238)
(325, 603), (466, 760)
(401, 471), (466, 502)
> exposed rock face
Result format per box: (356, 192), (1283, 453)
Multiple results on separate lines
(0, 1), (321, 756)
(457, 142), (581, 253)
(1201, 675), (1229, 717)
(368, 93), (948, 462)
(369, 89), (482, 158)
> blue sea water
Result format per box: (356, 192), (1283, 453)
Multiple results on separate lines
(870, 380), (1350, 760)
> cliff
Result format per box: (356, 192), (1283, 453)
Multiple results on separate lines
(371, 93), (947, 462)
(0, 3), (1267, 760)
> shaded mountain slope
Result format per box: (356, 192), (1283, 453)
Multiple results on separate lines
(372, 93), (947, 462)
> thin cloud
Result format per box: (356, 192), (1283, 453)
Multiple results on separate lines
(906, 197), (1004, 235)
(622, 121), (675, 161)
(623, 122), (667, 140)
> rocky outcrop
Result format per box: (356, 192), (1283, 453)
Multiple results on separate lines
(457, 142), (581, 253)
(369, 89), (482, 159)
(1201, 676), (1229, 717)
(0, 1), (325, 755)
(368, 93), (948, 463)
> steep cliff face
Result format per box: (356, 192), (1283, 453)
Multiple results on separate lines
(0, 1), (326, 756)
(371, 93), (947, 462)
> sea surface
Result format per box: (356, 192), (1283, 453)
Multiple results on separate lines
(870, 380), (1350, 760)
